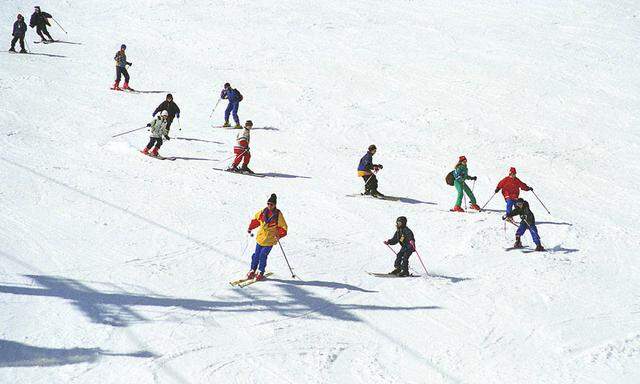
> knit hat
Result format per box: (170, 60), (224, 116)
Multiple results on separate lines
(267, 193), (277, 205)
(224, 82), (231, 88)
(459, 155), (467, 162)
(368, 144), (377, 151)
(509, 167), (517, 174)
(166, 93), (173, 100)
(245, 120), (253, 127)
(396, 216), (407, 226)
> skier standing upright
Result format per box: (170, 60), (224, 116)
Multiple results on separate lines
(220, 83), (243, 128)
(9, 14), (27, 53)
(246, 194), (288, 281)
(29, 6), (54, 42)
(227, 120), (253, 173)
(383, 216), (415, 277)
(112, 44), (132, 91)
(503, 198), (544, 251)
(451, 155), (480, 212)
(357, 144), (384, 197)
(141, 111), (169, 157)
(152, 94), (180, 138)
(495, 167), (532, 214)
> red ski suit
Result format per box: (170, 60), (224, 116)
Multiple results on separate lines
(496, 176), (530, 200)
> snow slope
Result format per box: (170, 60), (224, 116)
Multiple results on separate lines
(1, 1), (639, 383)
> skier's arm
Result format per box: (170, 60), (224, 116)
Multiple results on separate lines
(276, 213), (288, 238)
(175, 104), (181, 118)
(152, 103), (164, 117)
(220, 90), (227, 99)
(386, 232), (399, 245)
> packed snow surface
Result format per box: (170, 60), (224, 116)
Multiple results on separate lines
(1, 1), (639, 383)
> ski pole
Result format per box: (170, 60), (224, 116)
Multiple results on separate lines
(177, 117), (182, 131)
(412, 247), (429, 275)
(531, 190), (551, 214)
(481, 192), (497, 210)
(363, 172), (376, 194)
(52, 18), (67, 34)
(111, 125), (148, 138)
(276, 238), (296, 278)
(209, 98), (221, 119)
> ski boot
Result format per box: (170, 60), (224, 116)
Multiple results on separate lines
(8, 47), (15, 52)
(234, 124), (242, 129)
(535, 244), (545, 252)
(226, 164), (239, 172)
(398, 270), (410, 277)
(223, 121), (231, 128)
(255, 272), (266, 281)
(150, 147), (159, 157)
(141, 147), (149, 155)
(19, 49), (27, 53)
(371, 189), (385, 198)
(363, 189), (371, 195)
(122, 82), (130, 90)
(389, 267), (401, 275)
(513, 236), (523, 249)
(452, 205), (465, 212)
(240, 164), (254, 174)
(470, 203), (481, 211)
(246, 270), (256, 279)
(111, 80), (121, 90)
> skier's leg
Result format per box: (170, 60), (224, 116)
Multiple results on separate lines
(155, 138), (163, 149)
(42, 25), (53, 41)
(232, 102), (240, 125)
(463, 182), (477, 204)
(145, 138), (156, 149)
(19, 36), (25, 51)
(116, 67), (122, 82)
(528, 224), (541, 245)
(242, 151), (251, 166)
(257, 245), (273, 273)
(165, 116), (174, 134)
(36, 26), (45, 41)
(122, 68), (130, 85)
(10, 36), (18, 50)
(231, 147), (243, 167)
(224, 103), (232, 123)
(394, 252), (403, 269)
(250, 244), (261, 271)
(506, 199), (515, 214)
(454, 180), (464, 206)
(401, 250), (412, 274)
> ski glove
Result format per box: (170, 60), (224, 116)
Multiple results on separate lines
(383, 240), (389, 245)
(495, 188), (500, 193)
(409, 240), (416, 250)
(276, 227), (287, 238)
(529, 187), (533, 191)
(176, 113), (180, 118)
(146, 123), (151, 127)
(163, 135), (170, 140)
(469, 176), (477, 180)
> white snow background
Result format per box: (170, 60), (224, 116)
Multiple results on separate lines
(0, 1), (639, 383)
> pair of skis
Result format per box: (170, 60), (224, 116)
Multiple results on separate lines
(229, 272), (273, 288)
(212, 167), (266, 178)
(367, 272), (421, 278)
(140, 151), (176, 161)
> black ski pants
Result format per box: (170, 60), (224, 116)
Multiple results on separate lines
(165, 116), (175, 132)
(36, 25), (53, 41)
(11, 36), (25, 51)
(394, 249), (412, 272)
(116, 66), (130, 83)
(146, 137), (163, 149)
(362, 174), (378, 193)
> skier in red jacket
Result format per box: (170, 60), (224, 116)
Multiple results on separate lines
(495, 167), (532, 214)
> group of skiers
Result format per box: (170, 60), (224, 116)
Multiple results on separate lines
(8, 6), (56, 53)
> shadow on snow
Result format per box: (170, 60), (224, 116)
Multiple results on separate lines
(174, 137), (223, 144)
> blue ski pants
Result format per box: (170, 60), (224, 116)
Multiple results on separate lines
(250, 244), (273, 273)
(505, 199), (515, 214)
(225, 101), (240, 124)
(516, 222), (541, 245)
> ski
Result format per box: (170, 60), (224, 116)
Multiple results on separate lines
(367, 271), (421, 278)
(4, 51), (65, 58)
(231, 272), (274, 288)
(111, 88), (167, 94)
(345, 193), (399, 201)
(504, 246), (531, 251)
(140, 151), (176, 161)
(33, 40), (82, 45)
(212, 167), (266, 178)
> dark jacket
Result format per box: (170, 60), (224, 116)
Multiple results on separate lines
(358, 152), (373, 172)
(387, 227), (415, 253)
(13, 20), (27, 37)
(507, 201), (536, 226)
(153, 100), (180, 118)
(114, 51), (131, 68)
(220, 88), (242, 103)
(29, 11), (52, 28)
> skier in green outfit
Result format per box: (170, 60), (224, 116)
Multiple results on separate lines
(451, 155), (481, 212)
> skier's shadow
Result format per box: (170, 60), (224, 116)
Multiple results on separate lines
(168, 156), (219, 161)
(268, 278), (377, 293)
(549, 245), (579, 254)
(0, 339), (154, 368)
(537, 221), (573, 226)
(426, 273), (472, 283)
(261, 172), (311, 179)
(174, 137), (223, 144)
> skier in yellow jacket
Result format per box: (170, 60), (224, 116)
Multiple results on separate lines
(246, 193), (288, 280)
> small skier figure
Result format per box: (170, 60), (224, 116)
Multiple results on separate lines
(9, 14), (27, 53)
(29, 6), (54, 43)
(503, 198), (545, 251)
(228, 120), (253, 173)
(152, 93), (180, 139)
(141, 110), (169, 157)
(383, 216), (415, 277)
(112, 44), (132, 91)
(451, 155), (480, 212)
(495, 167), (532, 214)
(220, 83), (243, 128)
(357, 144), (384, 197)
(246, 194), (288, 281)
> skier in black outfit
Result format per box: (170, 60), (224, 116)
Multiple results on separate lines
(29, 6), (54, 42)
(9, 14), (27, 53)
(383, 216), (415, 276)
(152, 94), (180, 139)
(503, 198), (544, 251)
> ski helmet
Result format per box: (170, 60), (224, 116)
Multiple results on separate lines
(368, 144), (377, 152)
(121, 44), (127, 50)
(160, 110), (169, 117)
(245, 120), (253, 127)
(224, 82), (231, 88)
(396, 216), (407, 226)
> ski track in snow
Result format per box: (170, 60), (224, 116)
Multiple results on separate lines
(1, 0), (640, 383)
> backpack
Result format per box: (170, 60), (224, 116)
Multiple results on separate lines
(445, 171), (454, 186)
(236, 89), (243, 102)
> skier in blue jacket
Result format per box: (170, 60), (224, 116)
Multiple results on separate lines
(357, 144), (384, 197)
(9, 14), (27, 53)
(220, 83), (242, 128)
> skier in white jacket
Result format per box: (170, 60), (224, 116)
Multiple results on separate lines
(141, 110), (169, 157)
